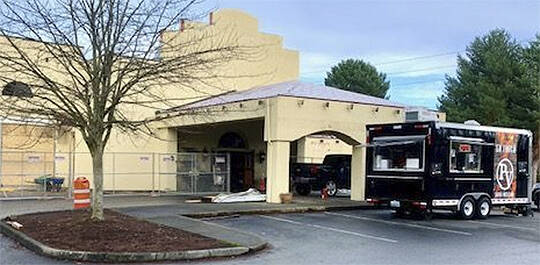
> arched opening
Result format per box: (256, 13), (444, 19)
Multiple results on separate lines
(218, 132), (253, 193)
(2, 81), (33, 97)
(290, 130), (359, 198)
(218, 132), (247, 149)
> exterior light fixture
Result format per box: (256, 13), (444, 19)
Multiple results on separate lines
(258, 151), (266, 163)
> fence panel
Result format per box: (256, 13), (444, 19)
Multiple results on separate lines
(1, 151), (230, 199)
(0, 151), (66, 198)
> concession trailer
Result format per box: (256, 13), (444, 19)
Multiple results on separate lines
(365, 121), (533, 219)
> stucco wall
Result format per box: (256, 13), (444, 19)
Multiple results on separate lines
(296, 135), (352, 164)
(0, 123), (55, 187)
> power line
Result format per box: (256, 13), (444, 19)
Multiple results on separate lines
(300, 38), (534, 75)
(373, 51), (461, 66)
(391, 79), (445, 88)
(386, 65), (456, 75)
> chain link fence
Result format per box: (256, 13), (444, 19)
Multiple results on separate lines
(0, 151), (230, 199)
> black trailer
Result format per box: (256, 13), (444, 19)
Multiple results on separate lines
(365, 121), (533, 219)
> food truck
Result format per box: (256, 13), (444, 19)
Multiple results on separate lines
(365, 121), (533, 219)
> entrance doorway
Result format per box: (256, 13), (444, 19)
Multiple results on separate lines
(229, 151), (254, 192)
(218, 132), (254, 193)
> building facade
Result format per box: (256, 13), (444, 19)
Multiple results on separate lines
(0, 9), (444, 202)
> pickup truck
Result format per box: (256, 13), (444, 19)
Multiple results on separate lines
(291, 155), (351, 196)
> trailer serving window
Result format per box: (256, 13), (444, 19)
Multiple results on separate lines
(372, 135), (426, 172)
(449, 136), (484, 173)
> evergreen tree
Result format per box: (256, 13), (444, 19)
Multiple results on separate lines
(325, 59), (390, 98)
(438, 29), (539, 132)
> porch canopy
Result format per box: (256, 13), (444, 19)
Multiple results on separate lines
(156, 81), (407, 203)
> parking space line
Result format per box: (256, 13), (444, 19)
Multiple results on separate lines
(325, 212), (472, 236)
(258, 215), (398, 243)
(467, 220), (538, 232)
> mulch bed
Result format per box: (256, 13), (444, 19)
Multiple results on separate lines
(4, 209), (232, 252)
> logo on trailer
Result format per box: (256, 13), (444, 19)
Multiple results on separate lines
(496, 158), (514, 191)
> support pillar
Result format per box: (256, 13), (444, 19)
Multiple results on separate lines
(266, 140), (290, 203)
(155, 128), (177, 192)
(350, 145), (366, 201)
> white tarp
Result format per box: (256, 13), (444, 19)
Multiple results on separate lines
(212, 188), (266, 203)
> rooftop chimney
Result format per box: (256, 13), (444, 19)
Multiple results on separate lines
(209, 12), (213, 25)
(180, 19), (185, 32)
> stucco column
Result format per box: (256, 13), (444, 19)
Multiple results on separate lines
(155, 128), (177, 192)
(350, 145), (366, 201)
(266, 140), (290, 203)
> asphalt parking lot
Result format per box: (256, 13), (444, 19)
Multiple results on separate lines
(1, 209), (539, 265)
(203, 209), (540, 265)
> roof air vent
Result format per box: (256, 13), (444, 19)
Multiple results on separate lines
(464, 120), (481, 126)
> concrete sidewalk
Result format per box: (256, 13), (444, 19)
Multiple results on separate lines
(0, 194), (371, 219)
(116, 195), (372, 219)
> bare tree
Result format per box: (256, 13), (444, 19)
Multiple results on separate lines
(0, 0), (247, 220)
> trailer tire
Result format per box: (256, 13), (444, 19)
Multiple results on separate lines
(475, 197), (491, 219)
(459, 197), (476, 220)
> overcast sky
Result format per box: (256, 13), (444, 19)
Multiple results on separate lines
(207, 0), (540, 109)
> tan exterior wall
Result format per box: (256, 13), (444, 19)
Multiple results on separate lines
(0, 9), (299, 192)
(0, 123), (55, 187)
(296, 136), (352, 164)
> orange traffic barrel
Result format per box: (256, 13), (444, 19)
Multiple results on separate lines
(73, 177), (90, 209)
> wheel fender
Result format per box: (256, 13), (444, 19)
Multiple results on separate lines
(456, 193), (491, 211)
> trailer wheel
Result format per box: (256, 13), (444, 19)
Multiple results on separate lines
(459, 197), (475, 220)
(475, 197), (491, 219)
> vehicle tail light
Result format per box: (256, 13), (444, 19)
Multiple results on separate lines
(367, 198), (380, 204)
(309, 165), (318, 175)
(411, 201), (427, 209)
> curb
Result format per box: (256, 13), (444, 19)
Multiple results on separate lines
(0, 221), (249, 262)
(183, 204), (376, 218)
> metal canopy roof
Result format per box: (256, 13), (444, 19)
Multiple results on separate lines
(169, 80), (407, 112)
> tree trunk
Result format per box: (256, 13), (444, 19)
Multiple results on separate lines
(90, 148), (104, 221)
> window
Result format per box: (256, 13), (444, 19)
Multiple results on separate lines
(2, 81), (33, 97)
(449, 140), (482, 173)
(218, 132), (246, 149)
(372, 135), (425, 171)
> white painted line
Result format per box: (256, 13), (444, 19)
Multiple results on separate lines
(325, 212), (472, 236)
(259, 215), (398, 243)
(467, 220), (538, 232)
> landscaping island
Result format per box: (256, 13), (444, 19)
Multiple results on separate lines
(0, 209), (249, 262)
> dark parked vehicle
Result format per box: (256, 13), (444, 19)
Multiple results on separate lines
(533, 183), (540, 208)
(365, 121), (533, 220)
(291, 155), (351, 196)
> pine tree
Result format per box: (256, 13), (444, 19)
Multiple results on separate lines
(438, 29), (539, 132)
(325, 59), (390, 98)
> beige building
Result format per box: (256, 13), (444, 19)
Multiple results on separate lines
(0, 9), (444, 202)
